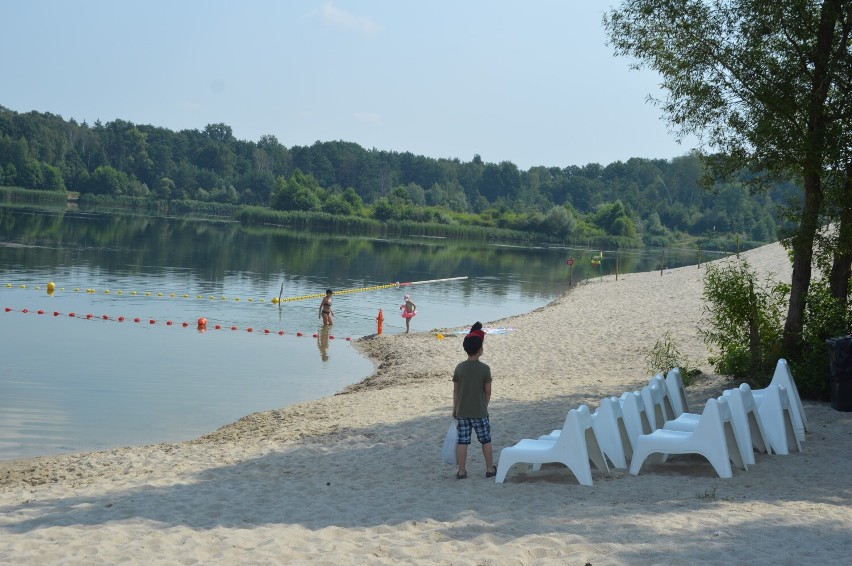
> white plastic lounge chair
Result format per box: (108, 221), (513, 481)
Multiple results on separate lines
(666, 367), (690, 416)
(754, 384), (803, 455)
(751, 358), (808, 442)
(640, 382), (671, 430)
(722, 383), (771, 460)
(496, 405), (608, 485)
(618, 391), (653, 453)
(540, 398), (631, 468)
(629, 397), (736, 479)
(650, 373), (678, 421)
(662, 394), (748, 471)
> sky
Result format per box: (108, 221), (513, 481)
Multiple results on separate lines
(1, 1), (699, 171)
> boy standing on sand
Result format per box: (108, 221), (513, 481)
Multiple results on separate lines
(452, 322), (497, 479)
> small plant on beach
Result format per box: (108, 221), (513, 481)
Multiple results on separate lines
(700, 256), (787, 382)
(695, 487), (717, 501)
(643, 331), (698, 385)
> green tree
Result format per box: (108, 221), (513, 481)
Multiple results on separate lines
(342, 187), (365, 215)
(271, 170), (322, 211)
(86, 165), (127, 195)
(540, 205), (576, 238)
(605, 0), (852, 356)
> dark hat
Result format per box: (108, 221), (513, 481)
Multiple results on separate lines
(325, 289), (333, 294)
(463, 321), (485, 354)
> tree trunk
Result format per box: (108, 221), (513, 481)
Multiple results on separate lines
(783, 174), (822, 356)
(782, 0), (842, 356)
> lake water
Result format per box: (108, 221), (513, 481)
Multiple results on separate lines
(0, 206), (719, 460)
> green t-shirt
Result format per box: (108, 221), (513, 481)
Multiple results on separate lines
(453, 359), (492, 418)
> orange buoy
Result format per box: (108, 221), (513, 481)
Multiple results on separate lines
(197, 317), (207, 330)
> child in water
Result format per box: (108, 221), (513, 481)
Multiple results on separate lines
(400, 294), (417, 333)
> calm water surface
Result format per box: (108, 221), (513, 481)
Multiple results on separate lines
(0, 206), (718, 460)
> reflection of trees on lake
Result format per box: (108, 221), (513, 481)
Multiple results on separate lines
(0, 207), (711, 291)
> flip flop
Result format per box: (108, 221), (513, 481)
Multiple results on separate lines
(456, 472), (468, 479)
(485, 467), (497, 478)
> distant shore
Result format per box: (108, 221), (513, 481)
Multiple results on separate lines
(1, 240), (850, 565)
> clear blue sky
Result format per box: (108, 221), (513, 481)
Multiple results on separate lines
(1, 1), (697, 170)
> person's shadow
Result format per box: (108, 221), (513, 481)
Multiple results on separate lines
(317, 325), (330, 361)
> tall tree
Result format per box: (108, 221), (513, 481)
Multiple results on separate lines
(605, 0), (852, 356)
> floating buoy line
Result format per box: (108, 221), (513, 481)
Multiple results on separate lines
(4, 282), (269, 303)
(1, 305), (353, 341)
(1, 276), (468, 340)
(4, 276), (468, 304)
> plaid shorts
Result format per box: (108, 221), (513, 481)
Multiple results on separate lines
(456, 417), (492, 445)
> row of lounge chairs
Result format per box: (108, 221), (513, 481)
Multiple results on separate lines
(494, 359), (808, 485)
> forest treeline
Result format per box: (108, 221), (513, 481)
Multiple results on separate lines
(0, 105), (797, 248)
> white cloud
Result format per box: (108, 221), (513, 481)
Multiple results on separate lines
(318, 3), (381, 35)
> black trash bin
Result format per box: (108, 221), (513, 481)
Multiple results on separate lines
(825, 336), (852, 412)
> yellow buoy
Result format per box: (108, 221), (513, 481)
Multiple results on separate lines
(47, 281), (56, 295)
(272, 297), (280, 304)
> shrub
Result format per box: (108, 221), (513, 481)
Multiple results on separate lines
(700, 256), (787, 382)
(643, 330), (699, 385)
(793, 278), (852, 399)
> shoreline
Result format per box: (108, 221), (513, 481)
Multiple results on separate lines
(2, 241), (851, 565)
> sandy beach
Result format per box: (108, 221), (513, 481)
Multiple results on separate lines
(1, 241), (850, 565)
